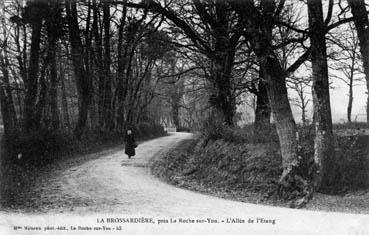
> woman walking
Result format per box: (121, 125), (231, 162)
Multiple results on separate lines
(125, 129), (137, 159)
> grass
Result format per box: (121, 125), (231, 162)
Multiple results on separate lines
(333, 122), (368, 130)
(151, 138), (286, 207)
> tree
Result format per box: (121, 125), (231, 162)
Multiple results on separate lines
(102, 1), (113, 128)
(120, 0), (242, 126)
(0, 2), (18, 136)
(45, 0), (63, 130)
(289, 76), (311, 126)
(229, 0), (310, 195)
(329, 23), (363, 123)
(307, 0), (336, 189)
(66, 0), (92, 138)
(0, 52), (18, 136)
(156, 55), (187, 129)
(233, 45), (271, 132)
(0, 0), (182, 139)
(254, 73), (271, 133)
(347, 0), (369, 123)
(23, 0), (47, 131)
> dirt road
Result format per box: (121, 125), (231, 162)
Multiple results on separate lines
(49, 132), (197, 215)
(1, 132), (369, 235)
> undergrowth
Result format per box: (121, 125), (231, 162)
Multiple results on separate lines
(1, 122), (165, 165)
(0, 122), (166, 210)
(201, 117), (279, 144)
(151, 138), (284, 206)
(151, 122), (369, 208)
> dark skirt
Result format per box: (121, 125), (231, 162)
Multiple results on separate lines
(125, 135), (136, 156)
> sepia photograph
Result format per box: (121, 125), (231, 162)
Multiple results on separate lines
(0, 0), (369, 234)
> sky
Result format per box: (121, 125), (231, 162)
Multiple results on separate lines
(291, 76), (368, 124)
(281, 0), (368, 124)
(237, 70), (368, 125)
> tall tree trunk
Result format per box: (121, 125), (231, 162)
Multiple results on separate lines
(9, 66), (23, 119)
(260, 11), (299, 188)
(301, 96), (307, 126)
(115, 4), (127, 129)
(103, 1), (112, 128)
(210, 3), (237, 126)
(12, 20), (26, 118)
(209, 48), (236, 126)
(348, 78), (353, 123)
(84, 0), (94, 129)
(91, 1), (105, 128)
(168, 60), (183, 129)
(0, 53), (17, 136)
(34, 57), (49, 128)
(24, 3), (43, 131)
(49, 47), (59, 130)
(254, 70), (271, 132)
(14, 22), (27, 96)
(0, 86), (9, 135)
(347, 0), (369, 123)
(46, 2), (60, 130)
(307, 0), (336, 190)
(261, 56), (299, 184)
(171, 102), (180, 128)
(123, 46), (137, 125)
(0, 16), (17, 134)
(213, 50), (236, 126)
(60, 63), (70, 129)
(66, 0), (91, 138)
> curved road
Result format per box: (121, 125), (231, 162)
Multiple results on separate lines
(1, 132), (368, 235)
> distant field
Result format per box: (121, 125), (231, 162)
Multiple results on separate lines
(334, 128), (369, 137)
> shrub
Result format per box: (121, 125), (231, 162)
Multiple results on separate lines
(334, 135), (369, 190)
(201, 117), (278, 144)
(295, 124), (369, 191)
(137, 122), (153, 137)
(135, 122), (166, 138)
(1, 122), (166, 167)
(177, 126), (191, 132)
(151, 123), (166, 136)
(3, 130), (74, 164)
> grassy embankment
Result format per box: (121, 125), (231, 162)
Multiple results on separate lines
(151, 123), (369, 212)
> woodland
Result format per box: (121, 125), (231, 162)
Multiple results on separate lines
(1, 0), (369, 208)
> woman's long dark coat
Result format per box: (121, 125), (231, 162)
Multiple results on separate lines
(125, 133), (136, 156)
